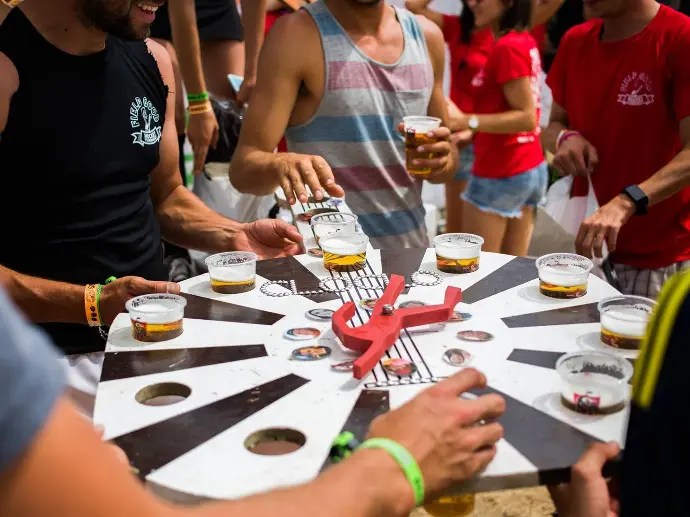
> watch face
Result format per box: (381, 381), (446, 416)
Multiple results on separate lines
(468, 117), (479, 130)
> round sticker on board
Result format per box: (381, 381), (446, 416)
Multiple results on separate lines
(291, 346), (332, 361)
(456, 330), (494, 342)
(443, 348), (472, 366)
(398, 300), (427, 309)
(307, 248), (324, 258)
(360, 298), (379, 311)
(448, 311), (472, 322)
(331, 360), (354, 372)
(297, 213), (313, 223)
(284, 327), (321, 341)
(382, 358), (417, 377)
(327, 198), (344, 208)
(306, 308), (334, 321)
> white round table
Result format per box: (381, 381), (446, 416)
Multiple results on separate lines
(94, 248), (628, 503)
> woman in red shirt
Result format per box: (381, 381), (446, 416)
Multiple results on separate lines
(455, 0), (546, 256)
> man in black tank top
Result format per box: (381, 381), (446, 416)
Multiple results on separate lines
(0, 0), (302, 415)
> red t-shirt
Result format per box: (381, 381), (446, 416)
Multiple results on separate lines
(547, 5), (690, 269)
(441, 15), (493, 113)
(471, 31), (544, 178)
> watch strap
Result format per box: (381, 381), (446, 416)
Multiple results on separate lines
(359, 438), (425, 506)
(622, 184), (648, 215)
(329, 431), (359, 463)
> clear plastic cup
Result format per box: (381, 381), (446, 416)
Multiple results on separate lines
(310, 213), (358, 245)
(403, 116), (442, 178)
(536, 253), (593, 299)
(598, 295), (656, 350)
(320, 232), (369, 272)
(556, 351), (633, 415)
(126, 293), (187, 342)
(433, 233), (484, 274)
(205, 251), (258, 294)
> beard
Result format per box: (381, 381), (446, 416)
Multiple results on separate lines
(76, 0), (146, 41)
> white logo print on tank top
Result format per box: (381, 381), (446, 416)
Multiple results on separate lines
(617, 72), (655, 106)
(130, 96), (162, 146)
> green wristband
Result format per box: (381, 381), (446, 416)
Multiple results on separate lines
(104, 276), (117, 284)
(358, 438), (425, 506)
(95, 284), (104, 326)
(187, 91), (210, 103)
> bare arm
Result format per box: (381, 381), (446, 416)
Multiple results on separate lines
(167, 0), (207, 97)
(469, 77), (537, 134)
(532, 0), (565, 28)
(636, 117), (690, 206)
(420, 15), (459, 183)
(230, 14), (316, 196)
(541, 100), (568, 153)
(0, 398), (410, 517)
(240, 0), (269, 89)
(146, 40), (245, 252)
(0, 4), (10, 25)
(405, 0), (445, 30)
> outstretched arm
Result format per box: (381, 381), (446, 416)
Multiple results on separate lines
(238, 0), (269, 104)
(146, 39), (301, 257)
(405, 0), (445, 30)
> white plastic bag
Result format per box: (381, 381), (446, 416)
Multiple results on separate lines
(542, 174), (608, 276)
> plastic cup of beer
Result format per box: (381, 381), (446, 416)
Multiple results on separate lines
(126, 293), (187, 343)
(205, 251), (258, 294)
(310, 212), (358, 245)
(320, 231), (368, 272)
(424, 495), (475, 517)
(536, 253), (593, 299)
(403, 115), (442, 178)
(433, 233), (484, 274)
(598, 295), (656, 350)
(556, 351), (633, 415)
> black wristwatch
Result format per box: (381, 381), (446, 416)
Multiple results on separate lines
(621, 184), (648, 215)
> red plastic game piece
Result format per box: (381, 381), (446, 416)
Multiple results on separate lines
(331, 275), (462, 379)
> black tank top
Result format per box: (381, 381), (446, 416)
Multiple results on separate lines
(0, 9), (168, 355)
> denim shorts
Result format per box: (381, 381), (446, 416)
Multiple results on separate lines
(461, 161), (548, 218)
(453, 145), (475, 182)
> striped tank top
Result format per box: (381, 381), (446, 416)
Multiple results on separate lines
(285, 1), (434, 249)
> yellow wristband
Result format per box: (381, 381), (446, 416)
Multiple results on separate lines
(84, 284), (100, 327)
(188, 101), (213, 116)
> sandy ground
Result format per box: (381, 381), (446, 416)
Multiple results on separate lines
(412, 487), (556, 517)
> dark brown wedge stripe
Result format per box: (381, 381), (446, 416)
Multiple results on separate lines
(502, 303), (600, 328)
(114, 374), (310, 480)
(101, 345), (268, 382)
(180, 292), (284, 325)
(462, 257), (537, 304)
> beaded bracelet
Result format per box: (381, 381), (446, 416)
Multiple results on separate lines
(186, 91), (210, 103)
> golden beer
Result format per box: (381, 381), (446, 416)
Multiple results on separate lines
(405, 132), (441, 177)
(424, 495), (475, 517)
(433, 233), (484, 275)
(436, 256), (479, 274)
(210, 278), (256, 294)
(320, 232), (369, 273)
(206, 251), (258, 295)
(132, 319), (183, 342)
(403, 116), (442, 178)
(539, 280), (587, 299)
(598, 295), (655, 351)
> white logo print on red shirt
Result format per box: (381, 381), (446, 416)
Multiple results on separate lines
(617, 72), (655, 106)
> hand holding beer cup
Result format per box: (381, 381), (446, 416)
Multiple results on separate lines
(400, 116), (453, 182)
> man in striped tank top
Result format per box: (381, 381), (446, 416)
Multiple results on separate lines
(230, 0), (462, 249)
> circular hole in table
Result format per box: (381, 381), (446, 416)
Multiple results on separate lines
(135, 382), (192, 406)
(244, 428), (307, 456)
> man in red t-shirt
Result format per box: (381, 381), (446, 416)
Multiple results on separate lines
(544, 0), (690, 299)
